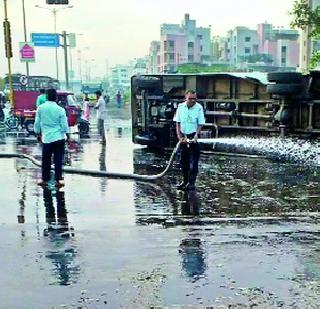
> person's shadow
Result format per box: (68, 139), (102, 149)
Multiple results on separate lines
(42, 188), (79, 286)
(178, 190), (207, 281)
(180, 190), (200, 216)
(98, 144), (108, 193)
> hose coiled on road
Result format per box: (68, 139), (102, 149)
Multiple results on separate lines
(0, 142), (181, 181)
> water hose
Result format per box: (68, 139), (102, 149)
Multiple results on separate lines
(0, 141), (181, 181)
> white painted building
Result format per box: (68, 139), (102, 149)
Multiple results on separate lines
(299, 0), (320, 71)
(227, 27), (259, 68)
(110, 64), (132, 90)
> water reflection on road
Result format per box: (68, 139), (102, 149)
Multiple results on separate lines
(0, 112), (319, 307)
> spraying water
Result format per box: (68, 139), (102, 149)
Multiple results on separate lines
(200, 137), (320, 166)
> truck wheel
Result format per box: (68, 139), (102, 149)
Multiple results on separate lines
(267, 83), (304, 95)
(5, 116), (19, 129)
(267, 72), (303, 84)
(25, 120), (35, 134)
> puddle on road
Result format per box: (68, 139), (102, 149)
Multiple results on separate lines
(0, 114), (320, 307)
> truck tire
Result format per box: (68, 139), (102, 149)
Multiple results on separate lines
(267, 72), (303, 84)
(5, 115), (19, 129)
(267, 83), (304, 95)
(24, 120), (35, 134)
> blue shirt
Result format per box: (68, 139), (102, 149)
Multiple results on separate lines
(34, 101), (70, 144)
(174, 102), (205, 134)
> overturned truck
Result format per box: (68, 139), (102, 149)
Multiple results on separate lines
(131, 72), (320, 149)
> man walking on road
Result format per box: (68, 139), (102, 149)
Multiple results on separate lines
(174, 90), (205, 191)
(34, 88), (70, 187)
(95, 90), (107, 144)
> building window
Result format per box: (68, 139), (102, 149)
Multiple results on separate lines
(245, 37), (251, 42)
(200, 45), (203, 52)
(245, 47), (251, 54)
(281, 46), (287, 65)
(188, 42), (194, 48)
(188, 55), (194, 62)
(170, 53), (174, 61)
(169, 40), (174, 48)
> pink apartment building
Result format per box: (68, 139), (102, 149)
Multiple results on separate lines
(148, 14), (211, 73)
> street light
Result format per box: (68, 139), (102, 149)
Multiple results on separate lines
(84, 59), (95, 82)
(34, 4), (73, 80)
(22, 0), (29, 77)
(77, 46), (89, 82)
(68, 33), (83, 90)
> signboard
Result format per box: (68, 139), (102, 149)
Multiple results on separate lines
(31, 33), (60, 47)
(19, 42), (35, 62)
(46, 0), (69, 4)
(19, 75), (28, 86)
(69, 33), (76, 48)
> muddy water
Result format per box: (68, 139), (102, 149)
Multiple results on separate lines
(0, 108), (319, 307)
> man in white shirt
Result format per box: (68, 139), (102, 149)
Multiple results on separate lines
(95, 90), (107, 144)
(34, 88), (70, 187)
(174, 90), (205, 191)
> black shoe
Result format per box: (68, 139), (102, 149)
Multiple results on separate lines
(184, 183), (196, 191)
(176, 181), (188, 190)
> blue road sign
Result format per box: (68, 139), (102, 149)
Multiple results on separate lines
(31, 33), (60, 47)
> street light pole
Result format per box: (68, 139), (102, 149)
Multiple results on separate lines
(34, 5), (73, 81)
(22, 0), (29, 78)
(53, 9), (59, 80)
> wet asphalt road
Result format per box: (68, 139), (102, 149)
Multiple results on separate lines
(0, 107), (320, 308)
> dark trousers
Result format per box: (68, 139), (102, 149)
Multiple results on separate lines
(42, 139), (65, 182)
(180, 133), (200, 184)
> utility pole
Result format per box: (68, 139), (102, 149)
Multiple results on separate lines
(35, 5), (73, 80)
(22, 0), (29, 78)
(3, 0), (14, 106)
(69, 45), (73, 90)
(62, 31), (69, 89)
(53, 9), (59, 80)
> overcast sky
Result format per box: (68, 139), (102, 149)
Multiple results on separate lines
(0, 0), (295, 79)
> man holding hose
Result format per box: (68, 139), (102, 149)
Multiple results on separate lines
(174, 90), (205, 191)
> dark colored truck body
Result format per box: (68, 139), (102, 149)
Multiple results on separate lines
(131, 72), (320, 149)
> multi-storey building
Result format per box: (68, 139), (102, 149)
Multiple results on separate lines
(148, 41), (161, 73)
(227, 27), (259, 68)
(226, 23), (299, 71)
(299, 0), (320, 71)
(149, 14), (211, 73)
(258, 23), (299, 69)
(212, 36), (228, 62)
(110, 64), (132, 90)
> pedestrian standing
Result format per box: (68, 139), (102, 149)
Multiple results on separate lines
(83, 95), (91, 122)
(34, 88), (70, 187)
(95, 90), (107, 144)
(116, 90), (122, 108)
(36, 88), (47, 108)
(174, 90), (205, 191)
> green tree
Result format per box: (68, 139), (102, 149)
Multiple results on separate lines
(290, 0), (320, 68)
(0, 77), (4, 91)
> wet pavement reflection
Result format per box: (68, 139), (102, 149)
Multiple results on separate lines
(0, 108), (319, 307)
